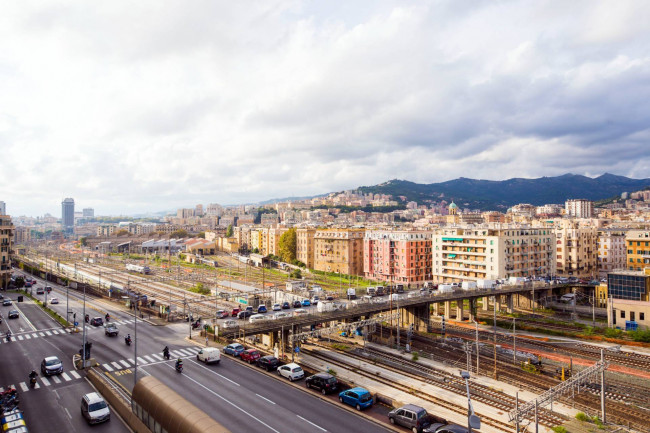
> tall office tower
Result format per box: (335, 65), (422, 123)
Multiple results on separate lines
(62, 198), (75, 228)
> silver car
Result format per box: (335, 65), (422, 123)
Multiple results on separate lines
(81, 392), (110, 424)
(41, 356), (63, 376)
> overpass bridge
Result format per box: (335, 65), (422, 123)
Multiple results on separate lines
(219, 282), (591, 340)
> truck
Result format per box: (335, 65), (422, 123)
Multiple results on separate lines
(438, 284), (454, 293)
(509, 277), (526, 285)
(477, 279), (496, 289)
(461, 281), (477, 290)
(347, 288), (356, 300)
(375, 286), (386, 296)
(126, 264), (151, 274)
(317, 301), (336, 313)
(366, 287), (376, 296)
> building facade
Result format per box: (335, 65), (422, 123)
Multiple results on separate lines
(364, 230), (432, 285)
(432, 227), (556, 283)
(0, 215), (13, 289)
(314, 228), (365, 275)
(625, 231), (650, 271)
(82, 208), (94, 218)
(296, 228), (317, 268)
(565, 199), (594, 218)
(597, 231), (627, 277)
(606, 269), (650, 330)
(62, 197), (75, 228)
(555, 221), (598, 279)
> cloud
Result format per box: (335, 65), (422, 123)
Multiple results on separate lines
(0, 0), (649, 216)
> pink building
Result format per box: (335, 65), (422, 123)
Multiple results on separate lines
(364, 230), (432, 285)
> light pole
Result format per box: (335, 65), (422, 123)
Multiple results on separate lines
(460, 371), (481, 433)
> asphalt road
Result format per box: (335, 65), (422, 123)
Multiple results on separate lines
(4, 271), (394, 433)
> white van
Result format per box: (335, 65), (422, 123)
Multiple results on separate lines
(560, 293), (576, 302)
(274, 311), (291, 319)
(250, 314), (269, 323)
(293, 308), (309, 316)
(196, 347), (221, 364)
(222, 320), (239, 329)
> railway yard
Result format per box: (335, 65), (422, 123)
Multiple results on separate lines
(14, 247), (650, 432)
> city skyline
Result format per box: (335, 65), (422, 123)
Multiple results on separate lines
(1, 1), (649, 216)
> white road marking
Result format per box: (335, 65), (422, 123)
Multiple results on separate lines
(24, 334), (31, 339)
(65, 408), (71, 419)
(103, 364), (114, 372)
(17, 335), (24, 341)
(152, 354), (163, 361)
(19, 382), (28, 392)
(41, 377), (51, 386)
(186, 359), (240, 386)
(128, 358), (134, 364)
(52, 376), (61, 384)
(45, 331), (52, 336)
(111, 362), (122, 370)
(61, 372), (71, 381)
(256, 394), (276, 405)
(137, 357), (148, 365)
(144, 355), (155, 363)
(31, 333), (38, 338)
(70, 371), (81, 380)
(177, 349), (193, 356)
(34, 382), (40, 389)
(297, 415), (327, 432)
(39, 332), (45, 337)
(161, 364), (278, 433)
(119, 360), (131, 368)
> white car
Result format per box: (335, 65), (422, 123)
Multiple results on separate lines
(277, 363), (304, 381)
(274, 312), (291, 319)
(222, 320), (239, 329)
(293, 308), (308, 316)
(50, 298), (59, 304)
(196, 347), (221, 364)
(272, 303), (282, 311)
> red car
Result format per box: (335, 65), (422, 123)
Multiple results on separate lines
(240, 349), (261, 364)
(231, 308), (242, 317)
(216, 310), (229, 319)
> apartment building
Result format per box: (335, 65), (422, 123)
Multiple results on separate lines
(296, 228), (317, 268)
(14, 226), (31, 244)
(314, 228), (365, 275)
(565, 199), (594, 218)
(1, 215), (14, 289)
(597, 231), (627, 277)
(432, 227), (556, 283)
(606, 269), (650, 330)
(555, 221), (598, 279)
(626, 231), (650, 271)
(268, 227), (288, 256)
(97, 225), (116, 237)
(364, 230), (432, 285)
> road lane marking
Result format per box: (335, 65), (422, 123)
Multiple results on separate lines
(128, 358), (134, 364)
(31, 333), (38, 338)
(65, 408), (71, 419)
(24, 334), (31, 339)
(39, 332), (45, 337)
(103, 364), (114, 372)
(137, 357), (148, 365)
(119, 360), (131, 368)
(34, 382), (40, 389)
(297, 415), (327, 432)
(152, 354), (163, 360)
(70, 371), (81, 380)
(178, 349), (193, 356)
(256, 394), (276, 405)
(186, 359), (240, 387)
(41, 377), (51, 386)
(45, 331), (52, 336)
(61, 373), (71, 381)
(144, 355), (155, 362)
(52, 376), (61, 384)
(160, 364), (278, 433)
(111, 362), (122, 370)
(19, 383), (28, 392)
(17, 336), (23, 341)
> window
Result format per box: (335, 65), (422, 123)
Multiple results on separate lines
(631, 311), (636, 322)
(641, 313), (645, 321)
(621, 311), (625, 319)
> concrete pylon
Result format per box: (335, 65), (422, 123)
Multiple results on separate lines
(507, 294), (514, 314)
(444, 301), (452, 318)
(495, 295), (502, 312)
(468, 298), (476, 322)
(482, 296), (489, 311)
(456, 300), (465, 321)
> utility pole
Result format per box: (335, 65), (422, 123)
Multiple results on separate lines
(493, 297), (497, 379)
(600, 349), (606, 423)
(513, 318), (516, 364)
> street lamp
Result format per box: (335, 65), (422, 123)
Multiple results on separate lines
(460, 371), (481, 433)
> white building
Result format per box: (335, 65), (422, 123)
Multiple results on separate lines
(565, 199), (594, 218)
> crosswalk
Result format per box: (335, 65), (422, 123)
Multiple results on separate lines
(101, 347), (201, 372)
(0, 319), (138, 344)
(0, 370), (83, 393)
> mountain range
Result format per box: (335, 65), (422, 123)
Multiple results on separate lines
(354, 173), (650, 211)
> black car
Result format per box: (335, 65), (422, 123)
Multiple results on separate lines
(90, 317), (104, 326)
(305, 373), (338, 395)
(237, 310), (253, 320)
(292, 300), (302, 308)
(8, 310), (19, 319)
(281, 302), (291, 309)
(256, 355), (280, 371)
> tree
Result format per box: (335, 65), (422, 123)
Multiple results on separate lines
(79, 237), (87, 246)
(278, 228), (297, 262)
(115, 229), (129, 236)
(170, 229), (189, 239)
(226, 224), (234, 238)
(197, 232), (206, 239)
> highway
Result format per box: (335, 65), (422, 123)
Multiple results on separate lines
(3, 271), (393, 433)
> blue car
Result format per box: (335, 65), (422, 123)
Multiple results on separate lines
(257, 305), (267, 314)
(301, 299), (311, 307)
(223, 343), (245, 357)
(338, 387), (373, 411)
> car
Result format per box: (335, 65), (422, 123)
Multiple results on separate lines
(311, 296), (320, 305)
(41, 356), (63, 376)
(222, 320), (239, 329)
(237, 310), (253, 320)
(274, 312), (291, 319)
(301, 299), (311, 307)
(305, 373), (338, 395)
(196, 347), (221, 364)
(277, 363), (304, 381)
(216, 310), (230, 319)
(256, 355), (279, 371)
(223, 343), (245, 357)
(326, 295), (334, 301)
(8, 310), (19, 319)
(45, 286), (52, 293)
(0, 294), (3, 300)
(281, 302), (291, 309)
(293, 308), (308, 316)
(339, 387), (373, 411)
(272, 303), (282, 311)
(240, 349), (261, 364)
(3, 299), (12, 306)
(245, 306), (254, 314)
(292, 300), (302, 308)
(104, 323), (119, 336)
(423, 424), (469, 433)
(81, 392), (110, 424)
(388, 404), (432, 433)
(36, 287), (44, 295)
(50, 297), (59, 304)
(24, 281), (32, 288)
(90, 317), (103, 326)
(231, 308), (242, 317)
(257, 305), (267, 314)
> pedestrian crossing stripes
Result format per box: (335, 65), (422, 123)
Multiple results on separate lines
(0, 368), (85, 393)
(101, 347), (201, 372)
(0, 325), (124, 344)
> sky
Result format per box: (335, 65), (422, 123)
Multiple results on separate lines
(1, 1), (649, 217)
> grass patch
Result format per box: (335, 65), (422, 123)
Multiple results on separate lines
(22, 290), (69, 327)
(331, 343), (350, 351)
(552, 427), (567, 433)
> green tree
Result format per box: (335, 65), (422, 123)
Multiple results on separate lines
(226, 224), (234, 237)
(278, 228), (297, 262)
(170, 229), (189, 238)
(115, 229), (129, 236)
(197, 232), (206, 239)
(79, 237), (87, 246)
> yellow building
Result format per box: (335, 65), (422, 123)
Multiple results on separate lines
(314, 228), (365, 275)
(625, 230), (650, 271)
(296, 228), (317, 268)
(1, 215), (14, 289)
(267, 227), (288, 256)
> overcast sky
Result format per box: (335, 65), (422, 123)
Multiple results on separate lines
(1, 1), (649, 217)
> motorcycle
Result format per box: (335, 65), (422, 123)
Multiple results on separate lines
(191, 320), (201, 329)
(124, 336), (132, 346)
(105, 314), (110, 323)
(5, 333), (11, 342)
(85, 314), (89, 323)
(175, 363), (183, 373)
(163, 351), (170, 360)
(29, 377), (37, 389)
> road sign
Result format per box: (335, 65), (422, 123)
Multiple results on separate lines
(74, 321), (78, 327)
(294, 347), (300, 353)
